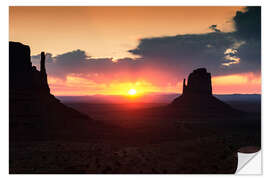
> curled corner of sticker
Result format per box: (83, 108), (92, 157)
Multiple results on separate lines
(236, 149), (261, 174)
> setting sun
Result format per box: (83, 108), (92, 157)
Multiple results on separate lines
(128, 89), (137, 95)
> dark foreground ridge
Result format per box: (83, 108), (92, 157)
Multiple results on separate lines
(9, 42), (92, 141)
(171, 68), (240, 115)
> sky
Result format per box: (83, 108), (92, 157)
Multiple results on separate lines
(9, 6), (261, 95)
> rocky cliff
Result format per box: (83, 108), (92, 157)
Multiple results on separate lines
(9, 42), (92, 140)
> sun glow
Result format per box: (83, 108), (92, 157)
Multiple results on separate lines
(128, 89), (137, 95)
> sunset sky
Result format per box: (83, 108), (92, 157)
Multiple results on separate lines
(9, 6), (261, 95)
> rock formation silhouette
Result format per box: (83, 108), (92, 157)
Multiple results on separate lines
(171, 68), (240, 115)
(9, 42), (92, 140)
(182, 68), (212, 95)
(40, 52), (50, 93)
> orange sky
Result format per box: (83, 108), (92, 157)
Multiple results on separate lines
(9, 6), (261, 95)
(9, 6), (244, 58)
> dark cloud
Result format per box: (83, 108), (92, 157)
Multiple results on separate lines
(128, 32), (238, 76)
(232, 7), (261, 73)
(31, 52), (54, 63)
(209, 25), (221, 32)
(233, 7), (261, 41)
(31, 49), (147, 83)
(128, 6), (261, 76)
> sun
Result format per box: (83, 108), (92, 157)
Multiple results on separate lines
(128, 89), (137, 95)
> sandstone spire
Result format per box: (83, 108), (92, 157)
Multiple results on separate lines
(40, 52), (46, 74)
(40, 51), (50, 93)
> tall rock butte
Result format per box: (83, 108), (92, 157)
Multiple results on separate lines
(171, 68), (239, 114)
(182, 68), (212, 95)
(9, 42), (92, 140)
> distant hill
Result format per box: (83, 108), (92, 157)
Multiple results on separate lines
(214, 94), (261, 102)
(57, 93), (261, 104)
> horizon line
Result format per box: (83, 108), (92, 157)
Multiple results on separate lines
(55, 93), (261, 97)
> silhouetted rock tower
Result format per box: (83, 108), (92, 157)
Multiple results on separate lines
(171, 68), (238, 114)
(182, 68), (212, 96)
(9, 41), (90, 141)
(9, 42), (50, 93)
(40, 52), (50, 92)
